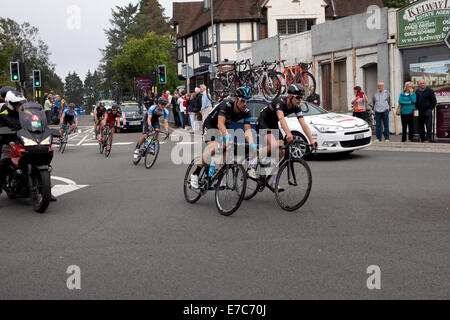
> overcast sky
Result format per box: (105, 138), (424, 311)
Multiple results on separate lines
(1, 0), (192, 81)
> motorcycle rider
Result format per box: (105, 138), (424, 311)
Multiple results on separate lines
(0, 90), (57, 201)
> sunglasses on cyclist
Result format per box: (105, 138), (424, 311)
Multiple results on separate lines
(239, 99), (250, 104)
(294, 96), (303, 100)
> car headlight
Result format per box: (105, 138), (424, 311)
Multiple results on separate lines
(313, 124), (343, 133)
(21, 137), (38, 146)
(40, 136), (52, 145)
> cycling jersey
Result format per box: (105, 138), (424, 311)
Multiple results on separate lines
(96, 107), (106, 120)
(142, 105), (168, 132)
(63, 109), (78, 125)
(203, 99), (251, 130)
(257, 96), (303, 131)
(105, 109), (120, 126)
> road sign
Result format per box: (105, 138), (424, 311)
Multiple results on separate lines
(445, 29), (450, 51)
(181, 64), (194, 79)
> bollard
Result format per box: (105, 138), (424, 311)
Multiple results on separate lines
(412, 109), (420, 142)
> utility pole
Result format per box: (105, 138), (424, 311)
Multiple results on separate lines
(210, 0), (215, 64)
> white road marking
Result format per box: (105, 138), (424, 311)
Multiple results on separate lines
(51, 176), (88, 198)
(77, 134), (90, 146)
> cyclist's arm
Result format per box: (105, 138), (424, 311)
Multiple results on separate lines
(277, 110), (291, 137)
(244, 123), (254, 145)
(116, 116), (121, 128)
(298, 117), (315, 147)
(60, 114), (65, 125)
(147, 115), (153, 128)
(217, 115), (229, 141)
(94, 112), (98, 122)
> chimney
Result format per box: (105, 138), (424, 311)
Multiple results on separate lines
(204, 0), (211, 10)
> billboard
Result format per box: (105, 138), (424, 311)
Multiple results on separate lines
(409, 59), (450, 102)
(398, 0), (450, 47)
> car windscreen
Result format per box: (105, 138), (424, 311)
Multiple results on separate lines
(288, 102), (328, 117)
(121, 104), (142, 112)
(249, 101), (268, 118)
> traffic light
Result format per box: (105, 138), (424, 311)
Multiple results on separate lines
(10, 62), (20, 82)
(158, 65), (167, 84)
(33, 70), (41, 87)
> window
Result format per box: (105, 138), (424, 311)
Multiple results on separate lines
(193, 29), (209, 51)
(177, 38), (184, 62)
(277, 19), (316, 35)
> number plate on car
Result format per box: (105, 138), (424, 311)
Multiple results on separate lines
(131, 121), (141, 125)
(355, 134), (364, 140)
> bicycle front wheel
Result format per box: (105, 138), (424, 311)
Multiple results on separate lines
(262, 72), (282, 101)
(215, 164), (247, 216)
(275, 159), (312, 212)
(105, 132), (113, 158)
(59, 132), (68, 154)
(144, 139), (160, 169)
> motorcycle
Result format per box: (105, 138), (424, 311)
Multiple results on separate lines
(1, 103), (54, 213)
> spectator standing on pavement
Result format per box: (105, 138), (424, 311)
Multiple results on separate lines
(372, 82), (391, 142)
(177, 91), (186, 129)
(415, 79), (437, 143)
(200, 84), (212, 125)
(44, 93), (52, 123)
(305, 86), (320, 106)
(398, 82), (416, 143)
(188, 88), (202, 134)
(351, 86), (369, 121)
(171, 91), (181, 127)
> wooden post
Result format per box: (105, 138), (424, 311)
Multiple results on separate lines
(331, 52), (335, 112)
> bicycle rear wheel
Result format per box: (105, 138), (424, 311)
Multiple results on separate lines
(215, 164), (247, 216)
(208, 78), (228, 103)
(144, 139), (160, 169)
(275, 159), (312, 212)
(184, 159), (204, 204)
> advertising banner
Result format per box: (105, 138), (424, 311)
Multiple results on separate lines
(409, 59), (450, 103)
(398, 0), (450, 47)
(436, 104), (450, 138)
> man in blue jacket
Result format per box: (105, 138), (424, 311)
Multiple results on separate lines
(415, 79), (437, 143)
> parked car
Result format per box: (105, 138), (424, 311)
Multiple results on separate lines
(120, 101), (145, 131)
(229, 97), (372, 154)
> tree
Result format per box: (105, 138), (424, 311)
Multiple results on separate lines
(382, 0), (413, 8)
(99, 3), (139, 92)
(0, 18), (63, 97)
(112, 32), (178, 93)
(134, 0), (174, 38)
(84, 70), (101, 112)
(64, 72), (84, 106)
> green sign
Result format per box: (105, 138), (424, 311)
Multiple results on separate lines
(398, 0), (450, 47)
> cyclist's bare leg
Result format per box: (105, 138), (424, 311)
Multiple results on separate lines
(198, 141), (218, 168)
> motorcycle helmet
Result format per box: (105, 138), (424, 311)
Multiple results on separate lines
(5, 90), (26, 110)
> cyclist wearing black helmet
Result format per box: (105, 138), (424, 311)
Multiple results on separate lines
(249, 84), (316, 179)
(190, 87), (257, 189)
(133, 97), (170, 157)
(59, 103), (78, 142)
(100, 104), (121, 150)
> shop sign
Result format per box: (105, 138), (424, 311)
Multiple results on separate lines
(398, 0), (450, 47)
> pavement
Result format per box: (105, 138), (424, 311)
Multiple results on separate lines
(0, 116), (449, 300)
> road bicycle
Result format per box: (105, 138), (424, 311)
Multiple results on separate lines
(277, 60), (316, 96)
(242, 60), (282, 101)
(132, 130), (169, 169)
(58, 125), (76, 154)
(183, 144), (248, 216)
(99, 124), (116, 158)
(244, 138), (315, 212)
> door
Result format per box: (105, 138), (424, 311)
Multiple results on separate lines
(363, 63), (378, 107)
(321, 63), (331, 111)
(333, 60), (347, 113)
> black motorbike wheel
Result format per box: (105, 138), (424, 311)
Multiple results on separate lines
(33, 170), (51, 213)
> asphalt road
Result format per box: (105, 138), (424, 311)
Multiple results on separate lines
(0, 117), (449, 300)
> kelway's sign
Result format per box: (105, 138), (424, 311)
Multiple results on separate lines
(398, 0), (450, 47)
